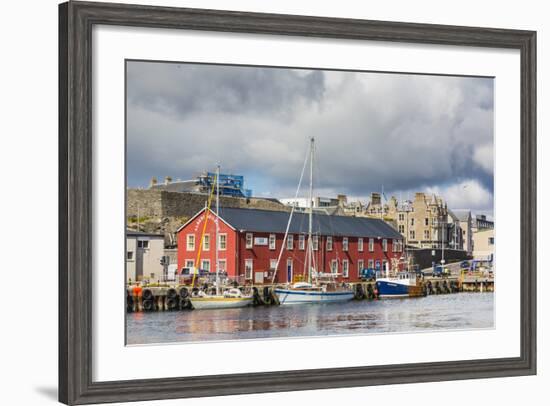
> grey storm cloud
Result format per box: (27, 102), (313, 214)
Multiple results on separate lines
(127, 61), (494, 212)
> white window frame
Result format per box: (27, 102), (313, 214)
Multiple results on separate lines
(186, 234), (195, 251)
(270, 259), (278, 271)
(358, 237), (364, 252)
(245, 233), (253, 249)
(358, 259), (364, 275)
(126, 251), (134, 261)
(382, 238), (388, 252)
(286, 258), (293, 282)
(269, 234), (276, 250)
(287, 234), (294, 250)
(343, 237), (349, 251)
(312, 235), (319, 251)
(342, 259), (349, 278)
(137, 240), (150, 249)
(218, 259), (226, 272)
(369, 237), (374, 252)
(185, 259), (194, 268)
(368, 259), (374, 269)
(326, 236), (333, 251)
(244, 259), (253, 280)
(218, 233), (227, 251)
(330, 259), (338, 274)
(424, 230), (430, 240)
(298, 234), (305, 250)
(201, 259), (210, 271)
(410, 230), (416, 239)
(203, 234), (210, 251)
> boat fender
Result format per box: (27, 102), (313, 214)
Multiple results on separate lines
(179, 287), (189, 299)
(167, 288), (178, 300)
(166, 297), (178, 310)
(142, 288), (154, 301)
(142, 299), (154, 311)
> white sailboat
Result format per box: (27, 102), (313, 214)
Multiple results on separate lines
(189, 165), (253, 310)
(273, 138), (355, 305)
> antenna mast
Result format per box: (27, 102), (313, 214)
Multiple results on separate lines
(307, 137), (314, 284)
(215, 165), (220, 296)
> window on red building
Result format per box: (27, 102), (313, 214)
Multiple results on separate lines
(382, 238), (388, 252)
(269, 234), (276, 250)
(330, 259), (338, 274)
(245, 259), (253, 279)
(326, 236), (333, 251)
(343, 260), (349, 278)
(358, 259), (364, 274)
(287, 235), (293, 250)
(358, 237), (364, 252)
(186, 234), (195, 251)
(343, 237), (349, 251)
(218, 234), (227, 250)
(201, 259), (210, 271)
(246, 233), (253, 249)
(369, 238), (374, 252)
(203, 234), (210, 251)
(270, 259), (277, 271)
(299, 234), (305, 250)
(312, 235), (319, 251)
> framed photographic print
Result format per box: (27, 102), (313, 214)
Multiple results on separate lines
(59, 1), (536, 404)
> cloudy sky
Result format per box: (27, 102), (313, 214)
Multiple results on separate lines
(127, 61), (494, 215)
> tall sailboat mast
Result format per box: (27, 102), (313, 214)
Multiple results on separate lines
(307, 137), (314, 284)
(215, 165), (220, 296)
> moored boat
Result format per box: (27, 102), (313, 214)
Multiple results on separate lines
(190, 288), (253, 310)
(274, 282), (355, 304)
(271, 137), (354, 305)
(376, 271), (425, 298)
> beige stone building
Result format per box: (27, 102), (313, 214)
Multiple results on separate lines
(473, 228), (495, 259)
(365, 192), (463, 250)
(394, 192), (449, 249)
(454, 210), (473, 255)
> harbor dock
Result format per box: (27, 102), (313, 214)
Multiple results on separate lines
(126, 274), (494, 312)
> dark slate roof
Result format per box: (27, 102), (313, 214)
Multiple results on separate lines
(218, 207), (402, 239)
(126, 230), (164, 238)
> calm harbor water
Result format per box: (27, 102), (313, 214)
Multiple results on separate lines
(126, 292), (494, 345)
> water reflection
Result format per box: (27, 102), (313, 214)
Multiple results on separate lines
(127, 292), (494, 345)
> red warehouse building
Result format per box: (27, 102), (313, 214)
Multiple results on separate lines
(176, 207), (405, 284)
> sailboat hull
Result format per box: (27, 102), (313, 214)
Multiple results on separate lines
(274, 288), (354, 305)
(190, 296), (253, 310)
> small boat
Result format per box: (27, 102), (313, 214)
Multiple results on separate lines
(275, 282), (355, 305)
(376, 271), (425, 298)
(190, 288), (253, 310)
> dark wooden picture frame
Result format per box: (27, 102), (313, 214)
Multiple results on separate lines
(59, 1), (537, 404)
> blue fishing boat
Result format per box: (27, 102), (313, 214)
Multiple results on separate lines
(376, 271), (425, 298)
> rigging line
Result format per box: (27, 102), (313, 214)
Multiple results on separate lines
(191, 172), (217, 289)
(271, 141), (310, 284)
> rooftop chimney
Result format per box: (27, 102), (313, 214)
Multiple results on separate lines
(149, 177), (158, 188)
(337, 194), (348, 206)
(371, 192), (381, 205)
